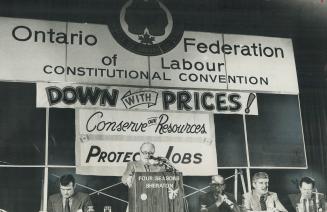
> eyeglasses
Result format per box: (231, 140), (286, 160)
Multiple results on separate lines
(141, 151), (154, 155)
(211, 183), (225, 187)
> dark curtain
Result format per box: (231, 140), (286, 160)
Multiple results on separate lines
(299, 87), (327, 185)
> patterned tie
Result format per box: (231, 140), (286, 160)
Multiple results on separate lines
(260, 195), (267, 211)
(64, 198), (70, 212)
(144, 164), (150, 172)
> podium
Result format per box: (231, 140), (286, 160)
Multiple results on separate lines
(129, 172), (184, 212)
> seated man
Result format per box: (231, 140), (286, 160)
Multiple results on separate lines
(288, 176), (325, 212)
(243, 172), (287, 212)
(199, 175), (241, 212)
(48, 174), (93, 212)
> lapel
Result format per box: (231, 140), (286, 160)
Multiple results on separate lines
(134, 161), (162, 172)
(54, 194), (64, 212)
(289, 193), (302, 210)
(56, 193), (81, 212)
(254, 192), (261, 210)
(135, 161), (147, 172)
(209, 190), (217, 204)
(295, 193), (301, 204)
(71, 192), (81, 212)
(251, 190), (267, 210)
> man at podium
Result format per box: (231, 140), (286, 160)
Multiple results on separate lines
(121, 142), (184, 212)
(122, 142), (167, 187)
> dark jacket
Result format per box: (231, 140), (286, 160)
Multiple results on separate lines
(288, 193), (325, 212)
(48, 192), (93, 212)
(199, 191), (241, 212)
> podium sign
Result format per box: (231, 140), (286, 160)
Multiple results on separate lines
(129, 172), (184, 212)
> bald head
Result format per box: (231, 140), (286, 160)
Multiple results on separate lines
(211, 175), (226, 194)
(212, 175), (225, 184)
(140, 142), (155, 152)
(140, 142), (155, 162)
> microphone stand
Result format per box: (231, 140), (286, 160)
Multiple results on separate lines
(313, 189), (322, 212)
(150, 156), (177, 172)
(158, 158), (177, 172)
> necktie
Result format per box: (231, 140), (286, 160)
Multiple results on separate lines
(144, 164), (150, 172)
(64, 198), (70, 212)
(303, 199), (310, 212)
(260, 195), (267, 211)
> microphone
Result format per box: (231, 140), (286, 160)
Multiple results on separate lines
(312, 191), (324, 195)
(149, 155), (167, 161)
(149, 156), (177, 172)
(222, 195), (234, 209)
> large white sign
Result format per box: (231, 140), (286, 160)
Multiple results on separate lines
(151, 32), (298, 93)
(79, 110), (212, 138)
(0, 17), (298, 94)
(37, 82), (258, 115)
(76, 109), (218, 176)
(0, 18), (66, 82)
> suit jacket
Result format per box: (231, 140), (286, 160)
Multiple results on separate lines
(199, 191), (241, 212)
(243, 191), (288, 212)
(288, 193), (325, 212)
(48, 192), (93, 212)
(121, 160), (166, 185)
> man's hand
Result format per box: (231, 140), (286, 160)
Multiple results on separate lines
(215, 194), (224, 207)
(126, 176), (133, 188)
(222, 195), (235, 208)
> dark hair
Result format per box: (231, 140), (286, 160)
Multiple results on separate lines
(299, 176), (315, 188)
(59, 174), (75, 186)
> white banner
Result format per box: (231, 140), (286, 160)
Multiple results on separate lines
(0, 17), (298, 94)
(151, 32), (298, 94)
(37, 82), (258, 115)
(0, 17), (66, 82)
(76, 109), (218, 176)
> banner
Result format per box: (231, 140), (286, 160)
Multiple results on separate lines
(150, 32), (298, 93)
(37, 82), (258, 115)
(0, 17), (298, 94)
(75, 109), (218, 176)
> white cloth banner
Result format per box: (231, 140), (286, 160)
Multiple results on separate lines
(76, 109), (218, 176)
(37, 82), (258, 115)
(150, 32), (299, 94)
(0, 16), (298, 94)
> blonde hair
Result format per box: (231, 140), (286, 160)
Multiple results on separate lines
(252, 172), (269, 183)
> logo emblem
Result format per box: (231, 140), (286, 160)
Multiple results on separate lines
(109, 0), (184, 56)
(140, 193), (148, 200)
(168, 187), (179, 200)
